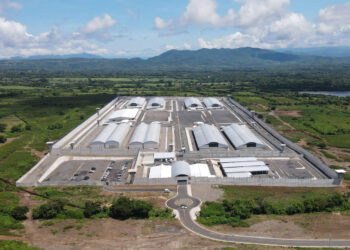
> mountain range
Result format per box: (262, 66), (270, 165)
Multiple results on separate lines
(1, 47), (350, 72)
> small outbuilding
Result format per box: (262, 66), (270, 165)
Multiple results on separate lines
(127, 97), (146, 108)
(203, 97), (222, 109)
(147, 97), (165, 109)
(184, 97), (203, 109)
(108, 109), (139, 121)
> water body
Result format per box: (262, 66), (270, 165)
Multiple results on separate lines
(299, 91), (350, 97)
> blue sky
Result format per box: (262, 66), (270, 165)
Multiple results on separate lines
(0, 0), (350, 58)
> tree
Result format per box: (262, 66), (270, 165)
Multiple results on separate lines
(109, 197), (133, 220)
(84, 201), (101, 218)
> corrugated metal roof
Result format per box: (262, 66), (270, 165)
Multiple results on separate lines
(129, 122), (161, 148)
(172, 161), (191, 177)
(226, 172), (252, 178)
(154, 152), (175, 160)
(223, 166), (270, 173)
(127, 97), (146, 107)
(129, 123), (148, 146)
(145, 122), (161, 145)
(221, 161), (266, 168)
(147, 97), (165, 108)
(109, 109), (138, 121)
(105, 122), (131, 147)
(193, 124), (228, 149)
(149, 164), (172, 178)
(184, 97), (203, 109)
(203, 97), (222, 108)
(220, 157), (258, 163)
(222, 123), (266, 149)
(91, 123), (118, 145)
(190, 163), (212, 177)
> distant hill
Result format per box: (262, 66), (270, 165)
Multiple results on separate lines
(10, 53), (103, 60)
(0, 47), (349, 72)
(277, 46), (350, 58)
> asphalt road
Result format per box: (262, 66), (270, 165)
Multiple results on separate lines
(166, 185), (350, 248)
(104, 186), (177, 192)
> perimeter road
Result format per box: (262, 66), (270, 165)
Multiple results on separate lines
(166, 184), (350, 248)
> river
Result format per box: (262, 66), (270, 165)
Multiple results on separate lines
(299, 91), (350, 97)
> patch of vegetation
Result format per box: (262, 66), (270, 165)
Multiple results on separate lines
(198, 192), (350, 227)
(0, 240), (40, 250)
(109, 196), (153, 220)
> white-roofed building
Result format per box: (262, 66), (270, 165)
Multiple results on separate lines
(129, 122), (161, 149)
(91, 122), (131, 149)
(219, 157), (258, 163)
(144, 122), (161, 149)
(193, 124), (228, 149)
(221, 161), (266, 168)
(219, 157), (269, 176)
(149, 164), (172, 179)
(203, 97), (222, 109)
(127, 97), (146, 108)
(172, 161), (191, 177)
(91, 123), (118, 149)
(184, 97), (203, 109)
(226, 172), (252, 178)
(105, 122), (131, 148)
(222, 123), (266, 149)
(149, 161), (213, 178)
(190, 163), (212, 177)
(108, 109), (138, 121)
(154, 152), (175, 162)
(147, 97), (165, 109)
(223, 166), (269, 174)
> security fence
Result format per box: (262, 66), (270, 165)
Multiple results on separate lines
(227, 98), (339, 179)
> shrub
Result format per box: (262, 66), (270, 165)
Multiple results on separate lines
(0, 135), (6, 143)
(84, 201), (102, 218)
(0, 123), (6, 132)
(10, 124), (22, 133)
(10, 206), (29, 220)
(148, 208), (173, 219)
(32, 200), (65, 219)
(109, 197), (153, 220)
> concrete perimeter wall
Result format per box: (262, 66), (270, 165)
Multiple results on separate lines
(227, 98), (339, 180)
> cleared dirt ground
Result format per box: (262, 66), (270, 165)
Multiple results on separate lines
(21, 218), (234, 250)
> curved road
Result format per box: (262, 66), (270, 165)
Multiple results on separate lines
(166, 185), (350, 248)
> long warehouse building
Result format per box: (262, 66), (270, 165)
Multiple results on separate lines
(91, 122), (131, 148)
(193, 124), (228, 149)
(129, 122), (161, 149)
(223, 123), (266, 149)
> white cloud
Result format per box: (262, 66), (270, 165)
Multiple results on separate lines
(154, 16), (173, 30)
(0, 0), (22, 13)
(198, 32), (263, 49)
(165, 43), (192, 51)
(155, 0), (235, 32)
(0, 16), (114, 58)
(237, 0), (289, 27)
(74, 14), (117, 41)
